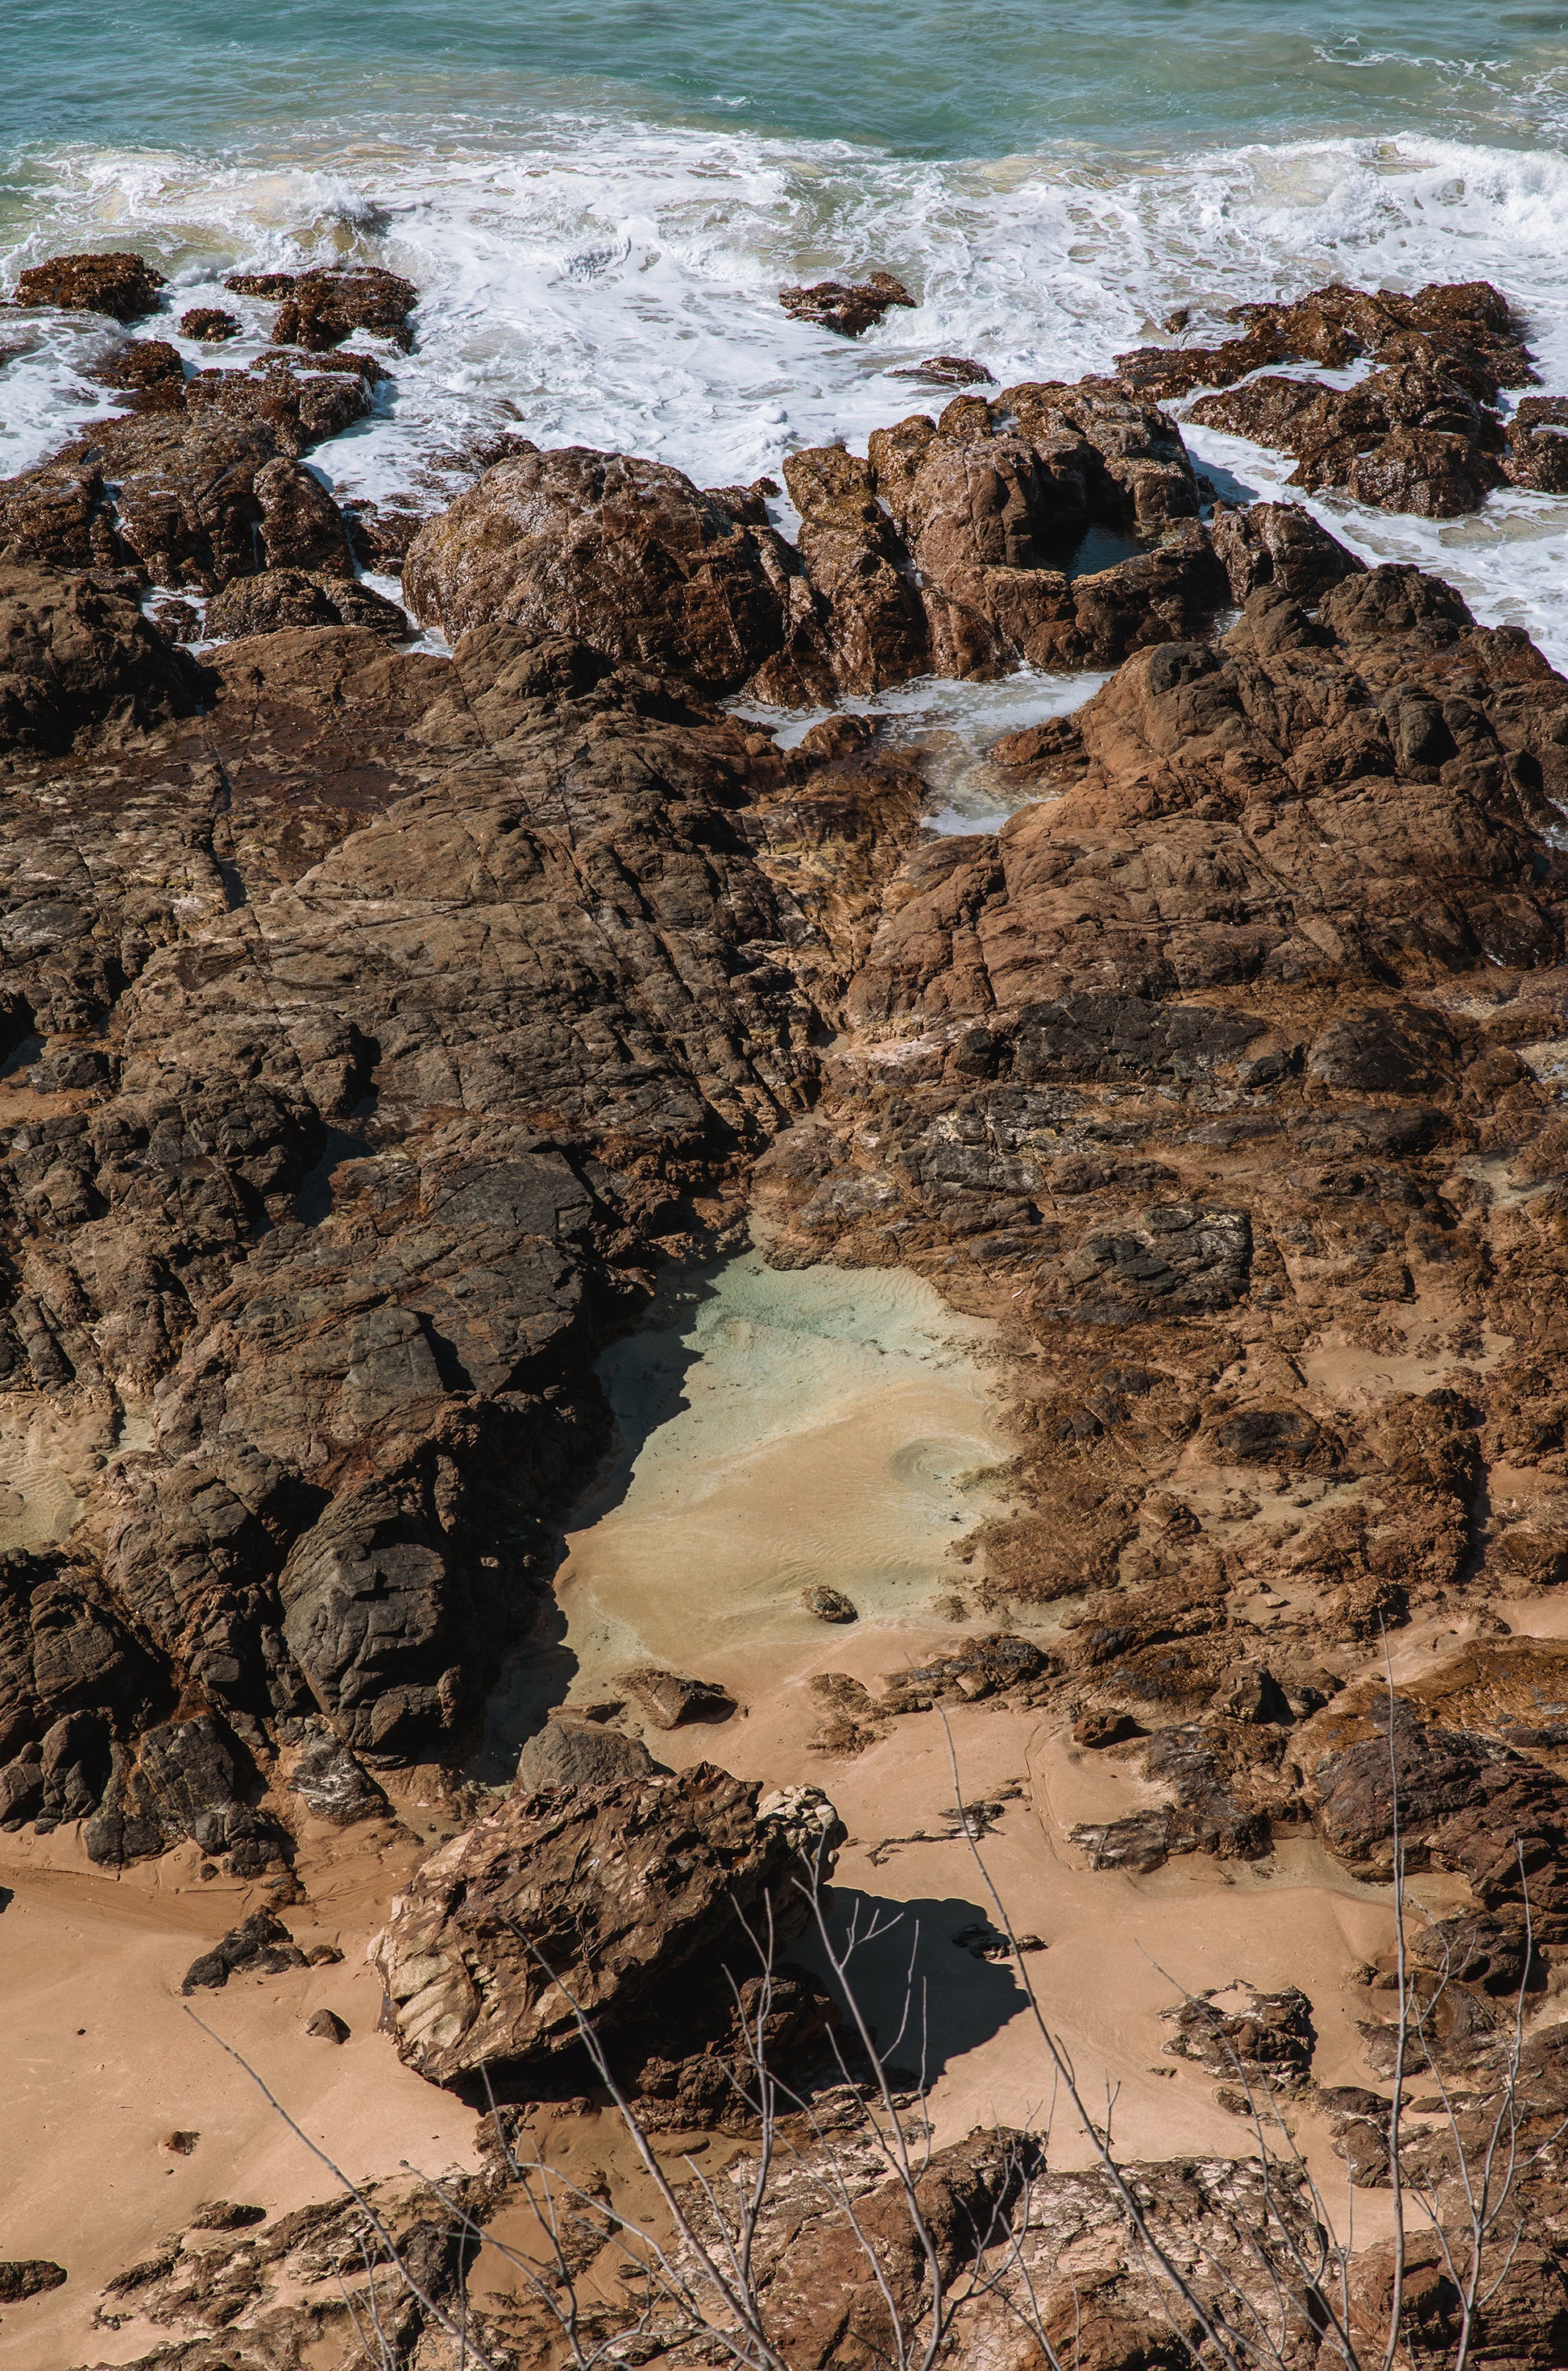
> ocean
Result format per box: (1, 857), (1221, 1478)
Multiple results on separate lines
(4, 0), (1568, 662)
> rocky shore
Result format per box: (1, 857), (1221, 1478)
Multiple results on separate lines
(2, 255), (1568, 2369)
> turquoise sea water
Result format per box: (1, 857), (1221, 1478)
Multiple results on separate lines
(5, 2), (1568, 658)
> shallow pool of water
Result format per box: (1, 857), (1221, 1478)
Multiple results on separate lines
(479, 1246), (1010, 1775)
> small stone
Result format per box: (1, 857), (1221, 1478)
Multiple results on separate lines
(802, 1585), (858, 1623)
(889, 355), (996, 386)
(1073, 1708), (1138, 1748)
(305, 2008), (350, 2044)
(161, 2129), (200, 2155)
(305, 1942), (345, 1966)
(617, 1666), (734, 1729)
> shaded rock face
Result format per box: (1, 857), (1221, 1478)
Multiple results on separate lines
(1118, 278), (1537, 520)
(367, 1764), (837, 2086)
(404, 389), (1217, 709)
(0, 567), (207, 754)
(0, 602), (923, 1796)
(776, 379), (1214, 694)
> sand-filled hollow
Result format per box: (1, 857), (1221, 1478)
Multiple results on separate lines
(482, 1247), (1014, 1768)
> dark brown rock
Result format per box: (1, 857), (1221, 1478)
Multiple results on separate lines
(188, 2200), (266, 2231)
(889, 355), (996, 385)
(513, 1721), (657, 1792)
(204, 568), (406, 641)
(179, 307), (240, 343)
(0, 2257), (67, 2302)
(13, 251), (165, 323)
(403, 444), (796, 695)
(305, 2007), (350, 2042)
(618, 1665), (734, 1727)
(778, 272), (916, 336)
(0, 566), (206, 753)
(225, 265), (418, 351)
(1161, 1979), (1316, 2091)
(181, 1908), (306, 1994)
(90, 338), (187, 413)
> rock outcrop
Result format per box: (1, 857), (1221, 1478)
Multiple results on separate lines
(778, 272), (916, 335)
(368, 1765), (840, 2086)
(12, 251), (166, 322)
(1118, 278), (1538, 519)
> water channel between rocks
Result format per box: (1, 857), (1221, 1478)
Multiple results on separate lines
(480, 1247), (1013, 1778)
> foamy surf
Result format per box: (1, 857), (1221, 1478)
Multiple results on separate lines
(4, 118), (1568, 671)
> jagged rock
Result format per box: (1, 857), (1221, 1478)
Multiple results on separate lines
(1072, 1811), (1173, 1873)
(1312, 1700), (1568, 1939)
(0, 2257), (66, 2301)
(1123, 280), (1535, 520)
(180, 306), (240, 342)
(367, 1764), (840, 2084)
(181, 1908), (306, 1994)
(1208, 500), (1366, 606)
(778, 272), (916, 335)
(188, 2200), (266, 2230)
(253, 456), (353, 572)
(1505, 396), (1568, 494)
(802, 1584), (858, 1621)
(1160, 1979), (1316, 2090)
(225, 264), (418, 351)
(890, 355), (997, 385)
(402, 444), (795, 694)
(90, 338), (187, 413)
(305, 2008), (349, 2042)
(13, 251), (165, 322)
(204, 568), (406, 640)
(0, 567), (205, 752)
(284, 1725), (390, 1824)
(85, 1713), (283, 1870)
(514, 1721), (656, 1792)
(760, 2128), (1032, 2365)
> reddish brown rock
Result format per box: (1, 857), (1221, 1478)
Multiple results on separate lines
(778, 272), (916, 336)
(367, 1765), (840, 2084)
(13, 251), (165, 323)
(178, 306), (240, 343)
(225, 264), (418, 351)
(402, 443), (799, 694)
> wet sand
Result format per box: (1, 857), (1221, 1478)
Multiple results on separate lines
(482, 1248), (1014, 1767)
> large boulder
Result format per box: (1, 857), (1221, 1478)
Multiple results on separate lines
(14, 251), (165, 322)
(402, 444), (794, 694)
(367, 1767), (841, 2085)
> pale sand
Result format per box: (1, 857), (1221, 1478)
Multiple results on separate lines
(0, 1806), (481, 2370)
(18, 1248), (1568, 2361)
(481, 1248), (1013, 1768)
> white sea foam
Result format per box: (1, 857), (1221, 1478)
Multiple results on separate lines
(3, 118), (1568, 687)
